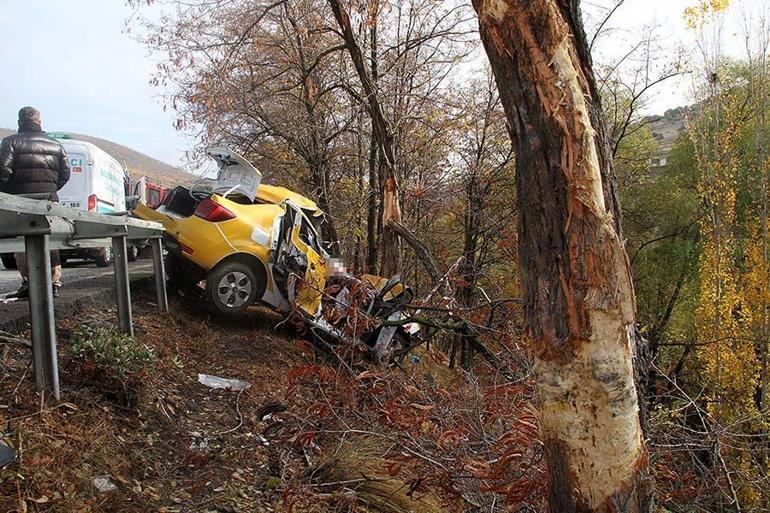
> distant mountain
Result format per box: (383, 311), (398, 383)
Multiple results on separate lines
(0, 128), (194, 187)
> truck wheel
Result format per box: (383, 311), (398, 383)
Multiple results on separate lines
(1, 254), (17, 270)
(127, 245), (139, 262)
(95, 248), (112, 268)
(206, 261), (258, 314)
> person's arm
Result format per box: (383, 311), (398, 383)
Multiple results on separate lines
(0, 137), (15, 183)
(56, 145), (70, 190)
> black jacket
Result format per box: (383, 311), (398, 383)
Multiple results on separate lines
(0, 122), (70, 199)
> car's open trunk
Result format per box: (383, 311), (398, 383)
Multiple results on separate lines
(162, 187), (200, 217)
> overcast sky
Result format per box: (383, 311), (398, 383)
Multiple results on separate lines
(587, 0), (754, 113)
(0, 0), (755, 168)
(0, 0), (193, 167)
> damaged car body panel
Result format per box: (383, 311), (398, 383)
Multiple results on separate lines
(270, 199), (327, 316)
(132, 147), (414, 361)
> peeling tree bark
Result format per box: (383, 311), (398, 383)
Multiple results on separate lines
(470, 1), (654, 512)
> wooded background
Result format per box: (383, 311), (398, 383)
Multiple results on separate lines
(130, 0), (770, 511)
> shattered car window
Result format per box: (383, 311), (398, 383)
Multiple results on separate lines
(299, 219), (319, 252)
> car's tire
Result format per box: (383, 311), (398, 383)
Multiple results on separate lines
(206, 261), (259, 314)
(127, 245), (139, 262)
(1, 254), (17, 270)
(94, 247), (112, 268)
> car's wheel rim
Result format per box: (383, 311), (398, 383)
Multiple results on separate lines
(217, 272), (252, 309)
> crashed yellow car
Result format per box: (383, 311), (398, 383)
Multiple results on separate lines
(132, 148), (415, 361)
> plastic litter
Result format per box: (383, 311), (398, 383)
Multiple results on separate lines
(0, 442), (16, 467)
(197, 373), (251, 391)
(189, 431), (209, 451)
(92, 476), (118, 493)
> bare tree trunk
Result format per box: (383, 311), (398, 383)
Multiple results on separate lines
(753, 16), (770, 413)
(286, 6), (340, 253)
(471, 1), (654, 511)
(367, 149), (379, 272)
(460, 175), (481, 305)
(354, 110), (365, 271)
(309, 159), (341, 251)
(366, 5), (380, 275)
(328, 0), (402, 276)
(366, 4), (382, 274)
(367, 141), (379, 274)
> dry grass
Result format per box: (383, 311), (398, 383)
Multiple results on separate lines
(0, 291), (310, 512)
(311, 436), (445, 513)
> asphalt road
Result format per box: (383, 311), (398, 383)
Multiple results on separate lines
(0, 259), (153, 295)
(0, 259), (157, 333)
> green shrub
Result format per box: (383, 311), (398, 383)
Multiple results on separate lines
(69, 326), (155, 406)
(71, 326), (155, 376)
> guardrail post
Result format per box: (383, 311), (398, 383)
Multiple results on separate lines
(150, 238), (168, 313)
(25, 234), (60, 400)
(112, 236), (133, 336)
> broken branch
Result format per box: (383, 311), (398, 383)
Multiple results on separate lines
(386, 219), (441, 283)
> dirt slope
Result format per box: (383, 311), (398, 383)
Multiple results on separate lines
(0, 292), (307, 512)
(0, 289), (453, 512)
(645, 106), (691, 160)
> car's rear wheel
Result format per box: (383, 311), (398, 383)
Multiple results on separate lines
(206, 261), (259, 314)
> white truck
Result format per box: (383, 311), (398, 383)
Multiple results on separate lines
(54, 134), (134, 266)
(0, 134), (134, 270)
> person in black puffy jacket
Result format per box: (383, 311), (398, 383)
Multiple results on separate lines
(0, 107), (70, 298)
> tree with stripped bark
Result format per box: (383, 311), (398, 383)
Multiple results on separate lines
(470, 1), (654, 511)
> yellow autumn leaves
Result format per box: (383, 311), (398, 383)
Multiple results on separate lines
(692, 102), (759, 423)
(684, 0), (731, 29)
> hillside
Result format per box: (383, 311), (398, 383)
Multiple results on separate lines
(0, 128), (194, 187)
(645, 106), (690, 166)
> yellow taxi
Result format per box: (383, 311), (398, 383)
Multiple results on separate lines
(132, 148), (413, 361)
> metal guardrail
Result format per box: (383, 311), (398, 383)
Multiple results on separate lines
(0, 192), (168, 400)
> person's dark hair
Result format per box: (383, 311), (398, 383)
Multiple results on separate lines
(18, 106), (41, 124)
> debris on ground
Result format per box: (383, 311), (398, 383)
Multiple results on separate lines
(92, 475), (118, 493)
(0, 284), (530, 512)
(0, 441), (15, 467)
(255, 401), (288, 421)
(188, 431), (209, 451)
(197, 373), (251, 391)
(0, 289), (306, 512)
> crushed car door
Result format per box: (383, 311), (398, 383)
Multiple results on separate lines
(271, 202), (327, 316)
